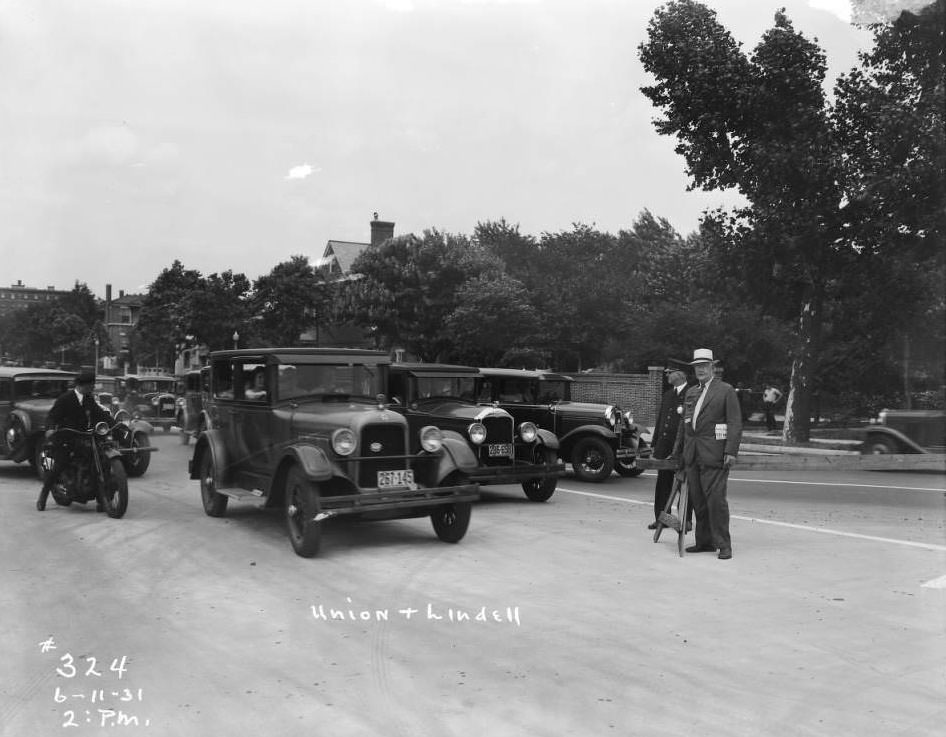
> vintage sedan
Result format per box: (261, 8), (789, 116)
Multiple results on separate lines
(175, 366), (210, 445)
(188, 348), (480, 557)
(860, 408), (946, 454)
(388, 363), (565, 501)
(0, 367), (74, 474)
(477, 368), (649, 482)
(114, 374), (178, 432)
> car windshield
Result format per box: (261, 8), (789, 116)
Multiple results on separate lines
(415, 376), (476, 401)
(14, 377), (72, 400)
(278, 362), (382, 401)
(125, 378), (176, 395)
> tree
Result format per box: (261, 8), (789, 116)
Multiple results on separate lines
(134, 261), (204, 368)
(181, 270), (252, 351)
(251, 255), (325, 347)
(639, 1), (887, 440)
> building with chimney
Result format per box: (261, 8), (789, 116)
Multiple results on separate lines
(0, 280), (68, 318)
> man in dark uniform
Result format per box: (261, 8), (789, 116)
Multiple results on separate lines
(648, 365), (691, 531)
(672, 349), (743, 560)
(36, 368), (112, 511)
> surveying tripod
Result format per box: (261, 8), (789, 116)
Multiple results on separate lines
(652, 471), (690, 557)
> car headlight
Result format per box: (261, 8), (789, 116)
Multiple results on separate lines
(332, 428), (357, 456)
(519, 422), (537, 443)
(467, 422), (487, 445)
(151, 397), (160, 406)
(604, 406), (617, 427)
(420, 425), (443, 453)
(623, 410), (634, 425)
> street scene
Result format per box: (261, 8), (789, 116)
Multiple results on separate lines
(1, 431), (943, 736)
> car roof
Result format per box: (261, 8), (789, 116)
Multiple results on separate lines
(122, 374), (175, 380)
(478, 367), (573, 382)
(391, 362), (480, 377)
(210, 347), (391, 365)
(0, 367), (74, 379)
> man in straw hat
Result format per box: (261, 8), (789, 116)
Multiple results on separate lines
(672, 348), (743, 559)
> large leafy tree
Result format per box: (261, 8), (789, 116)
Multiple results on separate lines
(133, 261), (204, 368)
(180, 270), (252, 351)
(638, 0), (943, 439)
(251, 255), (325, 347)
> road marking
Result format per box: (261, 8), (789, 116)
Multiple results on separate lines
(558, 487), (946, 552)
(639, 471), (945, 493)
(921, 574), (946, 589)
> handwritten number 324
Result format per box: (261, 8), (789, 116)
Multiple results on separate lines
(56, 653), (128, 679)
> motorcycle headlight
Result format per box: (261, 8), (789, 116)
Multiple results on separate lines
(420, 426), (443, 453)
(94, 421), (110, 436)
(332, 428), (357, 456)
(467, 422), (487, 445)
(519, 422), (537, 443)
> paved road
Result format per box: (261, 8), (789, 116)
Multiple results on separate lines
(1, 432), (943, 737)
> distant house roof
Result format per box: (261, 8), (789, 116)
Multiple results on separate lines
(112, 293), (146, 307)
(321, 240), (369, 276)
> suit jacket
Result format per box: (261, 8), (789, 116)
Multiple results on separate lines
(46, 390), (111, 432)
(652, 384), (687, 459)
(673, 378), (742, 467)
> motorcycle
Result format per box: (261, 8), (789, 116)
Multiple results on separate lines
(37, 422), (129, 518)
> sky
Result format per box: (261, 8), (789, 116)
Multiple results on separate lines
(0, 0), (915, 298)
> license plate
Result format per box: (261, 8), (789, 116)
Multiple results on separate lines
(161, 402), (175, 410)
(377, 469), (414, 489)
(488, 443), (513, 457)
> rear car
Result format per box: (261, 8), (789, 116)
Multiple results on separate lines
(860, 409), (946, 454)
(0, 367), (74, 476)
(188, 348), (480, 557)
(115, 374), (178, 431)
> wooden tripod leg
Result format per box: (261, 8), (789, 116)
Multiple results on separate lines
(653, 475), (681, 543)
(677, 479), (689, 557)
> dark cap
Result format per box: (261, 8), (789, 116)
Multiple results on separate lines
(76, 368), (96, 385)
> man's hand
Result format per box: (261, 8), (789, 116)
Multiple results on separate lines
(723, 454), (736, 469)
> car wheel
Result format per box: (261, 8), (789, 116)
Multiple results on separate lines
(571, 437), (614, 482)
(198, 450), (228, 517)
(615, 456), (646, 477)
(5, 416), (27, 456)
(285, 466), (321, 558)
(431, 502), (472, 543)
(865, 436), (898, 454)
(123, 431), (152, 477)
(521, 449), (558, 502)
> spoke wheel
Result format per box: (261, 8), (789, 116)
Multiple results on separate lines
(199, 451), (228, 517)
(123, 431), (151, 477)
(571, 437), (614, 483)
(100, 459), (129, 519)
(521, 449), (558, 502)
(285, 466), (322, 558)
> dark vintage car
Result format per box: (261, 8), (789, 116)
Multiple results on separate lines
(388, 363), (565, 501)
(476, 368), (649, 482)
(0, 367), (74, 473)
(860, 409), (946, 454)
(113, 374), (178, 432)
(188, 348), (481, 557)
(175, 367), (210, 445)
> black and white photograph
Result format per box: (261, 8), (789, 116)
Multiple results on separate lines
(1, 0), (943, 735)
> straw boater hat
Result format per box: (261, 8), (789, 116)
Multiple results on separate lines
(688, 348), (719, 365)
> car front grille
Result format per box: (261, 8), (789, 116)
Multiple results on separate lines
(357, 424), (408, 487)
(481, 414), (514, 465)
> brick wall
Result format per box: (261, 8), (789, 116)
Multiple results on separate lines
(570, 366), (665, 428)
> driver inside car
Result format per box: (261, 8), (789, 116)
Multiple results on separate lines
(36, 368), (112, 512)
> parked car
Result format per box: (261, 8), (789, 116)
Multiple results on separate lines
(388, 363), (565, 501)
(860, 409), (946, 454)
(114, 374), (178, 431)
(175, 366), (210, 445)
(476, 368), (649, 482)
(0, 367), (74, 474)
(188, 348), (481, 557)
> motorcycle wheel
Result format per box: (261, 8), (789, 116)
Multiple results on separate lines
(100, 459), (129, 519)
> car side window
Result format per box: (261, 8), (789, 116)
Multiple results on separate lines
(0, 380), (10, 403)
(213, 361), (235, 399)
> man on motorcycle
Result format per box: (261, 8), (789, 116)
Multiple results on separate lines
(36, 368), (113, 511)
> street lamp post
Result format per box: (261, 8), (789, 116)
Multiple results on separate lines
(94, 337), (100, 371)
(232, 331), (239, 350)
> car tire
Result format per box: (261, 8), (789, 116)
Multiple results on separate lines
(285, 466), (322, 558)
(571, 436), (614, 482)
(521, 449), (558, 502)
(431, 502), (472, 543)
(615, 457), (646, 477)
(198, 450), (228, 517)
(123, 431), (152, 477)
(865, 436), (898, 454)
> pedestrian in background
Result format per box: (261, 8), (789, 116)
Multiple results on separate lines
(673, 348), (743, 560)
(649, 365), (691, 531)
(762, 383), (783, 433)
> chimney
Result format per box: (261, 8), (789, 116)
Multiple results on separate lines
(369, 212), (395, 247)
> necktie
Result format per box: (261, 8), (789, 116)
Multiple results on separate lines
(692, 382), (707, 430)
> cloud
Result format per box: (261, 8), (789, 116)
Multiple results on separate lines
(809, 0), (851, 23)
(285, 163), (319, 181)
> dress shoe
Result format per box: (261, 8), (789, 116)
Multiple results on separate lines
(718, 548), (733, 560)
(685, 544), (716, 553)
(647, 522), (658, 530)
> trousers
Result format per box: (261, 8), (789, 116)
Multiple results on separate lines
(684, 463), (731, 550)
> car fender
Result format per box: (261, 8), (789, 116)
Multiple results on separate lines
(534, 427), (560, 451)
(860, 427), (926, 454)
(557, 425), (617, 456)
(5, 409), (35, 461)
(127, 418), (153, 435)
(282, 444), (334, 482)
(189, 429), (232, 484)
(432, 436), (479, 481)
